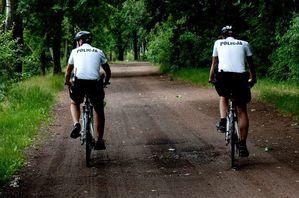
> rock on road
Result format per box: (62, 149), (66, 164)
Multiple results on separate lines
(1, 62), (299, 198)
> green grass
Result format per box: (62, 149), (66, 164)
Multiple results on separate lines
(254, 79), (299, 120)
(171, 67), (211, 87)
(0, 74), (64, 186)
(168, 67), (299, 120)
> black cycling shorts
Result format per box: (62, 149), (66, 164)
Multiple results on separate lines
(69, 78), (105, 114)
(215, 72), (251, 107)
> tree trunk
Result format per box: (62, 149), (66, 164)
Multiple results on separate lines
(133, 30), (138, 60)
(5, 0), (23, 73)
(64, 40), (68, 65)
(4, 0), (12, 31)
(117, 45), (124, 61)
(109, 50), (113, 62)
(12, 10), (23, 73)
(116, 33), (125, 61)
(40, 49), (46, 76)
(52, 11), (63, 74)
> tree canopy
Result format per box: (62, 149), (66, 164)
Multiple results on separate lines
(0, 0), (298, 84)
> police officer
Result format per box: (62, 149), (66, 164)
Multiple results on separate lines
(209, 26), (257, 157)
(65, 31), (111, 150)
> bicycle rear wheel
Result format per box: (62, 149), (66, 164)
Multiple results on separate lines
(85, 130), (92, 166)
(229, 117), (236, 168)
(84, 111), (92, 166)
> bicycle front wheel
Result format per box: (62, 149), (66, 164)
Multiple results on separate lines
(229, 116), (236, 168)
(227, 114), (238, 168)
(85, 131), (92, 166)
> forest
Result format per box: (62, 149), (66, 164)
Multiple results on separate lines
(0, 0), (299, 98)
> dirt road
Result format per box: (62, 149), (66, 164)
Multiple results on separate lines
(1, 62), (299, 198)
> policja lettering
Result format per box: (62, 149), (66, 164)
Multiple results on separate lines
(77, 48), (98, 53)
(220, 41), (242, 46)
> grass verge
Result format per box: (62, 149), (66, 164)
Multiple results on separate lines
(168, 67), (299, 120)
(254, 79), (299, 120)
(0, 74), (64, 186)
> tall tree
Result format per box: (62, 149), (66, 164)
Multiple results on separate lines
(19, 0), (66, 74)
(122, 0), (148, 60)
(105, 0), (129, 61)
(4, 0), (23, 73)
(4, 0), (12, 31)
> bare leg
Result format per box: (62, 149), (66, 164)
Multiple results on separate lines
(220, 96), (229, 118)
(94, 110), (105, 140)
(237, 105), (249, 140)
(70, 101), (80, 124)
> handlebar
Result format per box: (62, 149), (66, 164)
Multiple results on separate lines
(103, 81), (110, 88)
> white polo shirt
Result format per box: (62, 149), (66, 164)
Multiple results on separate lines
(68, 43), (107, 80)
(212, 37), (252, 73)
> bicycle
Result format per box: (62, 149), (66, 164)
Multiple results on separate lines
(79, 77), (109, 167)
(210, 79), (241, 169)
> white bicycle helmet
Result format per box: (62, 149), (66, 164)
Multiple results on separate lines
(221, 25), (233, 35)
(74, 31), (92, 42)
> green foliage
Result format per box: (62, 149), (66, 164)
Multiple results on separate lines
(241, 1), (277, 74)
(0, 31), (20, 83)
(21, 30), (54, 77)
(0, 31), (20, 101)
(269, 14), (299, 83)
(144, 0), (299, 79)
(147, 17), (174, 70)
(21, 30), (44, 76)
(147, 15), (213, 71)
(0, 74), (64, 185)
(173, 30), (212, 68)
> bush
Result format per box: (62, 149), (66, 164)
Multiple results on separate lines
(22, 30), (49, 76)
(173, 30), (212, 68)
(147, 16), (175, 70)
(0, 31), (19, 83)
(269, 14), (299, 83)
(0, 31), (20, 101)
(147, 16), (213, 71)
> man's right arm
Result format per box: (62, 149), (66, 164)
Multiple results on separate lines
(246, 56), (257, 86)
(209, 56), (218, 83)
(209, 41), (219, 83)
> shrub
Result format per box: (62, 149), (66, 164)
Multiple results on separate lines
(147, 16), (213, 71)
(0, 31), (19, 83)
(174, 30), (212, 68)
(269, 14), (299, 83)
(0, 31), (20, 101)
(147, 16), (175, 70)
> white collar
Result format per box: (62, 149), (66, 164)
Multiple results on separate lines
(226, 37), (235, 40)
(81, 43), (91, 47)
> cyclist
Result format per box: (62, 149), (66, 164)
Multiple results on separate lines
(64, 31), (111, 150)
(209, 26), (256, 157)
